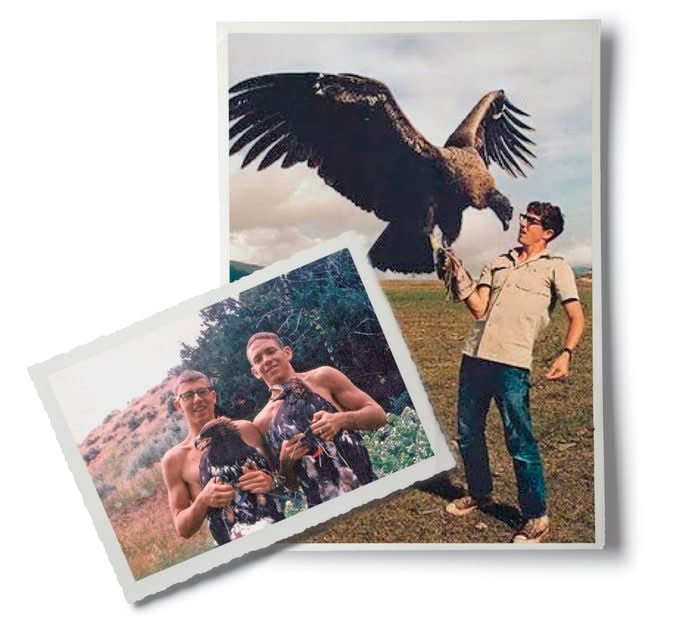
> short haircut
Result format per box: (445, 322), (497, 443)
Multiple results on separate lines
(174, 369), (211, 395)
(246, 332), (284, 353)
(526, 201), (564, 240)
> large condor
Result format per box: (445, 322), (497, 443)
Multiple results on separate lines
(229, 72), (536, 273)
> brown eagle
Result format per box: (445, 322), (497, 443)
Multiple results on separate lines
(229, 72), (536, 273)
(194, 417), (283, 544)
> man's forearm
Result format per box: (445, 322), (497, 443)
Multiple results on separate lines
(463, 287), (488, 319)
(563, 301), (585, 352)
(175, 497), (210, 539)
(338, 405), (386, 431)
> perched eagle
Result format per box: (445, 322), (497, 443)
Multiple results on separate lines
(194, 417), (283, 544)
(229, 72), (536, 273)
(266, 378), (375, 507)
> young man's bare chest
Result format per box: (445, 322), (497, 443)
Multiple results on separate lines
(179, 446), (204, 499)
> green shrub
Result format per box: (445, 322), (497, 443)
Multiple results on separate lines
(364, 406), (434, 478)
(94, 477), (116, 500)
(127, 420), (188, 478)
(127, 414), (143, 431)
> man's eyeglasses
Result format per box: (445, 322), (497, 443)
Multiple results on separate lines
(177, 387), (213, 403)
(519, 213), (544, 227)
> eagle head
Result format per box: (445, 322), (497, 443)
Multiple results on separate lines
(194, 416), (240, 452)
(195, 416), (257, 468)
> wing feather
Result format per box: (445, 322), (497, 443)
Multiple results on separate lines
(229, 112), (278, 141)
(241, 121), (288, 168)
(258, 135), (292, 170)
(445, 91), (536, 178)
(229, 72), (442, 223)
(230, 116), (285, 155)
(503, 108), (534, 132)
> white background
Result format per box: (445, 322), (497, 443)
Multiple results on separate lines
(1, 1), (675, 619)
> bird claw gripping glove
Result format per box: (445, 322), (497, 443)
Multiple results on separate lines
(430, 233), (475, 301)
(444, 252), (476, 301)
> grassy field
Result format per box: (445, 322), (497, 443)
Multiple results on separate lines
(291, 278), (595, 544)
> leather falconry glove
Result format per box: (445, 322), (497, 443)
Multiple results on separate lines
(430, 233), (475, 302)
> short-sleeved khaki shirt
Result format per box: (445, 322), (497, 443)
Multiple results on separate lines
(462, 248), (580, 370)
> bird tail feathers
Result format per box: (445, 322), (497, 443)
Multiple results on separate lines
(369, 223), (434, 274)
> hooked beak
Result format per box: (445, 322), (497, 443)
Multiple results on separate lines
(194, 435), (210, 451)
(491, 203), (512, 231)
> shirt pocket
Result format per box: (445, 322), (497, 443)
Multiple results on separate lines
(514, 268), (551, 300)
(513, 271), (551, 333)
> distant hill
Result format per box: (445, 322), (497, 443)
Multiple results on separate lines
(573, 265), (592, 277)
(229, 260), (261, 282)
(78, 372), (214, 579)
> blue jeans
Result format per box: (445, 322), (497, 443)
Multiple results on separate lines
(457, 355), (546, 519)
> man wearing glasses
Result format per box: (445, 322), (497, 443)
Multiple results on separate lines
(161, 370), (274, 540)
(442, 201), (585, 543)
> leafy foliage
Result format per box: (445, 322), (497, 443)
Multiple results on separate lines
(180, 250), (407, 419)
(364, 406), (434, 478)
(275, 405), (434, 518)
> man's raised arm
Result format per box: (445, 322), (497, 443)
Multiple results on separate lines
(440, 250), (490, 319)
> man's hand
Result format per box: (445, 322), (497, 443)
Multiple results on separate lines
(279, 433), (308, 467)
(311, 410), (343, 441)
(544, 351), (570, 380)
(238, 463), (274, 493)
(438, 249), (475, 301)
(197, 479), (235, 509)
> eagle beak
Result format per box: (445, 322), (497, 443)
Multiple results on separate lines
(194, 436), (209, 451)
(487, 191), (513, 232)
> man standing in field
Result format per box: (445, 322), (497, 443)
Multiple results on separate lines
(246, 332), (387, 506)
(161, 369), (274, 540)
(442, 201), (585, 543)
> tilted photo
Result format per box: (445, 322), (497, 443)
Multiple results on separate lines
(29, 237), (453, 601)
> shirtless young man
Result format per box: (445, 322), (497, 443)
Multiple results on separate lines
(246, 332), (387, 504)
(160, 370), (273, 539)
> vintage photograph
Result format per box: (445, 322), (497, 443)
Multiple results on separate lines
(220, 21), (602, 546)
(29, 238), (453, 601)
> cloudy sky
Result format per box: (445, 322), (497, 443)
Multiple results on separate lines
(225, 24), (595, 278)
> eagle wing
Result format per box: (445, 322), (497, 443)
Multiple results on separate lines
(229, 72), (442, 223)
(445, 90), (536, 178)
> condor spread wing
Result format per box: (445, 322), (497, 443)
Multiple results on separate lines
(445, 91), (536, 178)
(229, 72), (442, 223)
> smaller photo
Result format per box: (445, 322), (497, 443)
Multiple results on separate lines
(29, 235), (453, 602)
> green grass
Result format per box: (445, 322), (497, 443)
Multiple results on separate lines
(292, 279), (595, 544)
